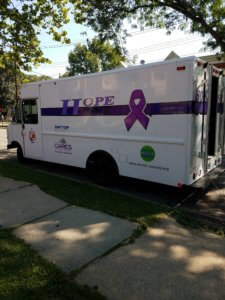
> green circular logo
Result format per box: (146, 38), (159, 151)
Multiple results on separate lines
(140, 146), (155, 162)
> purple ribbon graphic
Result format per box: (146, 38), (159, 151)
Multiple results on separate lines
(124, 90), (150, 131)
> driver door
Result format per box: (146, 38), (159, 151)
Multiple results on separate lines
(22, 99), (43, 159)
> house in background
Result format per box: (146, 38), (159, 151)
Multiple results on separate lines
(165, 52), (225, 74)
(199, 54), (225, 73)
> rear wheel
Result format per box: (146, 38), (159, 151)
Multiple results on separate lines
(87, 155), (118, 186)
(17, 146), (27, 163)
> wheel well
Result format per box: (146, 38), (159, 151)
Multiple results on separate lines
(11, 141), (22, 149)
(86, 150), (119, 175)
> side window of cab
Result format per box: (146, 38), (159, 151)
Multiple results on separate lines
(22, 99), (38, 124)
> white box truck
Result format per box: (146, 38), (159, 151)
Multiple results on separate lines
(7, 56), (225, 187)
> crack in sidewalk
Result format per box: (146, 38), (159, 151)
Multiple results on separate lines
(0, 183), (34, 194)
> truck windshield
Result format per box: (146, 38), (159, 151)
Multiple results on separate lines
(22, 99), (38, 124)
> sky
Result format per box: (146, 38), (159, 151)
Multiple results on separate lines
(30, 18), (215, 79)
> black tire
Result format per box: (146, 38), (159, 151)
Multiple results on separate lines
(87, 155), (118, 186)
(17, 146), (27, 163)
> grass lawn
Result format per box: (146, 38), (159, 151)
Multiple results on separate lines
(0, 160), (170, 299)
(0, 160), (170, 228)
(0, 229), (105, 300)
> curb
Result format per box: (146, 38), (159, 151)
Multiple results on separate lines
(182, 207), (225, 230)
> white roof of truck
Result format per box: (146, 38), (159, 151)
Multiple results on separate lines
(23, 56), (201, 87)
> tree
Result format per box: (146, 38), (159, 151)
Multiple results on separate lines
(0, 64), (15, 113)
(73, 0), (225, 53)
(66, 38), (126, 76)
(21, 74), (52, 84)
(0, 0), (71, 71)
(0, 59), (51, 114)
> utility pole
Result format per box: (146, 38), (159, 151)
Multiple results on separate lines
(13, 34), (19, 104)
(14, 60), (18, 104)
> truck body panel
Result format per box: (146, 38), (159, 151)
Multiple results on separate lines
(8, 56), (225, 187)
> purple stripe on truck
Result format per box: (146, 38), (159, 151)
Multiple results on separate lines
(41, 100), (209, 116)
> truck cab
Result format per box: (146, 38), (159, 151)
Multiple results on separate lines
(7, 95), (43, 161)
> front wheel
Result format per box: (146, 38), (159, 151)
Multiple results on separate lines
(17, 146), (27, 163)
(87, 156), (118, 186)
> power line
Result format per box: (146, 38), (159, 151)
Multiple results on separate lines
(41, 39), (86, 49)
(128, 36), (203, 55)
(129, 36), (201, 52)
(40, 28), (157, 49)
(27, 70), (49, 76)
(39, 61), (67, 65)
(40, 65), (68, 69)
(40, 28), (158, 50)
(41, 43), (75, 49)
(38, 36), (203, 66)
(128, 27), (158, 36)
(40, 35), (203, 59)
(31, 50), (214, 78)
(142, 51), (215, 64)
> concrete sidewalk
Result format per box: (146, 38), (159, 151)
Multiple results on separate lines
(0, 184), (67, 228)
(0, 175), (136, 272)
(15, 206), (135, 272)
(0, 128), (7, 150)
(77, 217), (225, 300)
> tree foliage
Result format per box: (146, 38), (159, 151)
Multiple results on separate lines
(21, 74), (52, 84)
(0, 60), (51, 111)
(66, 38), (126, 76)
(1, 0), (224, 73)
(0, 64), (15, 111)
(0, 0), (71, 70)
(73, 0), (225, 53)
